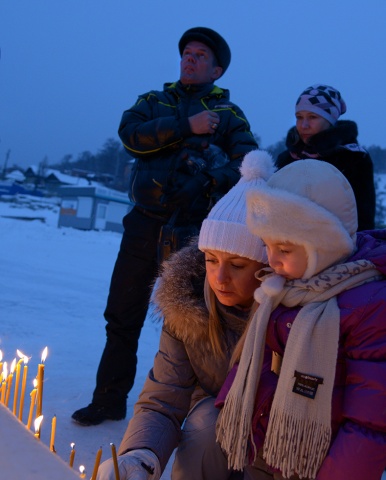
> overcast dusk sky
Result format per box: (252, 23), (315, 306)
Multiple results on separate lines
(1, 1), (386, 169)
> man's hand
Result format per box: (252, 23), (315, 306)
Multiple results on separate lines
(96, 449), (161, 480)
(188, 111), (220, 135)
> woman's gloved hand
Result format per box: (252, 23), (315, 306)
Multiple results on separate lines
(96, 448), (161, 480)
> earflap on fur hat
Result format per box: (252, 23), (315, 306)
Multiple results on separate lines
(198, 149), (274, 262)
(247, 160), (357, 279)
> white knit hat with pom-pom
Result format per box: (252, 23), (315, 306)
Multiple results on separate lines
(198, 149), (274, 262)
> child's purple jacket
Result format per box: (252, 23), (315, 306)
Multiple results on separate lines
(216, 230), (386, 480)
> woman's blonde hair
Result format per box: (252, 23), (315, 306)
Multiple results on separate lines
(204, 276), (258, 363)
(204, 277), (226, 358)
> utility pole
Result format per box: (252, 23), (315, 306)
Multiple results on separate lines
(2, 149), (11, 180)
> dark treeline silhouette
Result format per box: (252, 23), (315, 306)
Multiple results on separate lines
(49, 138), (386, 216)
(51, 138), (133, 192)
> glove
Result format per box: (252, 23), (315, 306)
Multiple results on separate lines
(96, 448), (161, 480)
(160, 173), (211, 209)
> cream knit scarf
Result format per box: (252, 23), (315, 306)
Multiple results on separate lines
(216, 259), (382, 479)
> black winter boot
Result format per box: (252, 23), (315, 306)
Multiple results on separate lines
(71, 403), (126, 426)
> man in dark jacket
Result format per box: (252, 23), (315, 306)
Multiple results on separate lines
(72, 26), (258, 425)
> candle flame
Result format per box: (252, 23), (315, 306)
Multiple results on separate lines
(71, 442), (75, 449)
(23, 356), (29, 365)
(17, 349), (26, 359)
(0, 350), (2, 362)
(33, 378), (38, 388)
(41, 346), (48, 363)
(79, 465), (85, 473)
(10, 358), (16, 373)
(2, 362), (8, 380)
(34, 414), (44, 432)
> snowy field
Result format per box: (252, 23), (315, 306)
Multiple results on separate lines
(0, 193), (385, 479)
(0, 195), (173, 478)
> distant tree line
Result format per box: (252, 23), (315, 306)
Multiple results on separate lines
(49, 136), (386, 222)
(52, 136), (386, 187)
(34, 134), (386, 226)
(51, 138), (132, 192)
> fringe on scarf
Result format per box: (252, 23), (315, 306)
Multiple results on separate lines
(216, 387), (253, 471)
(263, 410), (331, 479)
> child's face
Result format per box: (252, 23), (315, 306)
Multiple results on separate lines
(264, 239), (308, 280)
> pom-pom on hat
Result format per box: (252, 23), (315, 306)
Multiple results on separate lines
(198, 150), (274, 262)
(295, 84), (347, 125)
(246, 160), (358, 279)
(179, 26), (231, 75)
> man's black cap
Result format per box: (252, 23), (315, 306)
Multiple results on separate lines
(178, 27), (231, 76)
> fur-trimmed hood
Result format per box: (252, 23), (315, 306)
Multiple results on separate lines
(285, 120), (359, 157)
(152, 239), (209, 345)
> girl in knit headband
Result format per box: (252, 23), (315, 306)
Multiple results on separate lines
(216, 156), (386, 479)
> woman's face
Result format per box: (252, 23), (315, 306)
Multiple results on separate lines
(204, 250), (263, 308)
(295, 111), (331, 144)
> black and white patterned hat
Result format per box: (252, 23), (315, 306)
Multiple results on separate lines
(295, 84), (347, 125)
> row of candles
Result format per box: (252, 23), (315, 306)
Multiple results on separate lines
(0, 347), (45, 424)
(0, 347), (121, 479)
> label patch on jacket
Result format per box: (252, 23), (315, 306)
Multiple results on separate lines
(214, 104), (232, 109)
(292, 371), (324, 399)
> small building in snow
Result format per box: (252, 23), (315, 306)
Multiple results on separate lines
(58, 185), (133, 233)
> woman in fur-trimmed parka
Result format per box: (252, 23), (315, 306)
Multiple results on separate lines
(275, 84), (376, 231)
(96, 151), (273, 480)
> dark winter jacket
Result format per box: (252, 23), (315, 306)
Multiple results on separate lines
(275, 121), (376, 230)
(118, 242), (250, 470)
(216, 230), (386, 480)
(118, 81), (258, 219)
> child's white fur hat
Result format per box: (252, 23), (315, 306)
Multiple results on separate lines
(246, 159), (358, 279)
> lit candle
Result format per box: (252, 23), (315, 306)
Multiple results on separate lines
(91, 447), (102, 480)
(18, 356), (29, 421)
(49, 415), (57, 453)
(1, 362), (7, 404)
(69, 443), (76, 468)
(0, 379), (6, 404)
(110, 443), (120, 480)
(34, 414), (43, 439)
(5, 358), (16, 407)
(79, 465), (86, 478)
(36, 346), (48, 418)
(12, 352), (25, 415)
(27, 379), (38, 430)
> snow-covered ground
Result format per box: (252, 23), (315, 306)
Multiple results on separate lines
(0, 195), (172, 478)
(0, 193), (385, 479)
